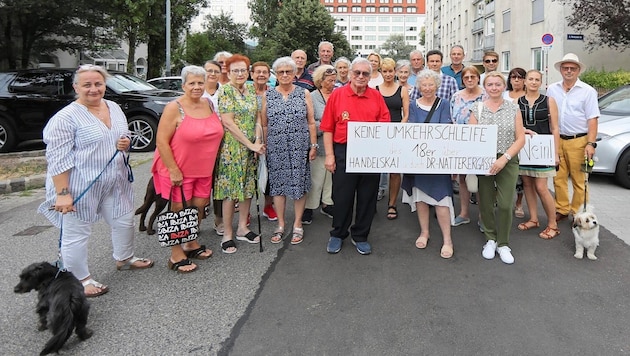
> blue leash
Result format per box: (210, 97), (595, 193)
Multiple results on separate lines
(55, 150), (126, 273)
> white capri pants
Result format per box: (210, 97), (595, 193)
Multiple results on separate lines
(61, 193), (135, 281)
(306, 155), (334, 210)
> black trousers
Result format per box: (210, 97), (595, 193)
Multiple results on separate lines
(330, 144), (379, 242)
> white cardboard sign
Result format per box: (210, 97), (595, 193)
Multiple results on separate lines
(346, 122), (498, 174)
(518, 134), (556, 165)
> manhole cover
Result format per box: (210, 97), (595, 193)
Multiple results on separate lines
(14, 225), (53, 236)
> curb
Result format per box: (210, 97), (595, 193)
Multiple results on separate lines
(0, 174), (47, 194)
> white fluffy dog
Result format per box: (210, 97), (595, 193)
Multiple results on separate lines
(572, 205), (599, 260)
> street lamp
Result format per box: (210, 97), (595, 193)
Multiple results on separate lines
(166, 0), (171, 76)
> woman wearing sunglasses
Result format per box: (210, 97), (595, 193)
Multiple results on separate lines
(504, 67), (527, 219)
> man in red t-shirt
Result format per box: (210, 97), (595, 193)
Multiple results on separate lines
(320, 57), (391, 255)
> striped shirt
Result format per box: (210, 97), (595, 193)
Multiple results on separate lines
(38, 100), (134, 227)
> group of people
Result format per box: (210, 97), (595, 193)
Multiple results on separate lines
(37, 42), (599, 296)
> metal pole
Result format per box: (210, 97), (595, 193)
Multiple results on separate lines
(166, 0), (171, 76)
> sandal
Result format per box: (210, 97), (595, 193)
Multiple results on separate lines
(291, 227), (304, 245)
(386, 206), (398, 220)
(415, 235), (429, 249)
(116, 257), (154, 271)
(514, 206), (525, 218)
(236, 231), (260, 244)
(270, 226), (284, 244)
(167, 258), (197, 273)
(440, 244), (453, 259)
(539, 226), (560, 240)
(82, 278), (109, 298)
(184, 245), (212, 260)
(517, 220), (540, 231)
(221, 239), (237, 254)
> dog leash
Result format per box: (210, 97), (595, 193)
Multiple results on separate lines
(55, 150), (124, 275)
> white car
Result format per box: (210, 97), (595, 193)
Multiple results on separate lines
(147, 76), (183, 92)
(592, 84), (630, 188)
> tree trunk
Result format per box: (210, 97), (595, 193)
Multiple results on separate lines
(127, 28), (137, 75)
(1, 16), (17, 69)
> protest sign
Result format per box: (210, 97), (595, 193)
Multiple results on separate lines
(518, 134), (556, 165)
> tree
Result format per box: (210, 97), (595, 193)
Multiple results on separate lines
(182, 13), (248, 66)
(558, 0), (630, 52)
(379, 34), (415, 60)
(108, 0), (153, 74)
(0, 0), (114, 69)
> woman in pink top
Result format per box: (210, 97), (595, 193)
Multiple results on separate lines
(152, 66), (224, 273)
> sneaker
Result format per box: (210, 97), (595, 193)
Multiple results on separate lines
(452, 180), (460, 194)
(377, 188), (385, 201)
(482, 240), (497, 260)
(497, 246), (515, 264)
(327, 237), (343, 254)
(351, 239), (372, 255)
(302, 209), (313, 225)
(320, 205), (334, 218)
(453, 216), (470, 226)
(263, 204), (278, 221)
(469, 193), (478, 205)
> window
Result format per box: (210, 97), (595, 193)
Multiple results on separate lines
(366, 0), (375, 3)
(408, 0), (416, 3)
(393, 6), (403, 13)
(378, 26), (390, 31)
(532, 48), (543, 71)
(352, 26), (361, 30)
(325, 6), (333, 12)
(338, 26), (347, 31)
(352, 0), (361, 2)
(365, 26), (376, 31)
(408, 26), (417, 31)
(406, 6), (417, 13)
(406, 36), (417, 41)
(379, 16), (390, 22)
(502, 10), (510, 32)
(366, 44), (377, 50)
(338, 0), (347, 3)
(380, 0), (389, 3)
(502, 51), (510, 72)
(532, 0), (544, 23)
(391, 16), (403, 22)
(365, 15), (377, 21)
(10, 71), (73, 96)
(379, 6), (389, 12)
(366, 6), (376, 12)
(352, 6), (361, 12)
(365, 35), (376, 40)
(324, 0), (333, 2)
(392, 26), (404, 31)
(393, 0), (402, 3)
(378, 35), (389, 41)
(351, 35), (363, 40)
(485, 16), (495, 35)
(338, 6), (347, 12)
(352, 45), (362, 50)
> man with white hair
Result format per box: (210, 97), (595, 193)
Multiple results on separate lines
(291, 49), (315, 91)
(546, 53), (599, 222)
(307, 41), (334, 74)
(320, 57), (391, 255)
(407, 50), (424, 86)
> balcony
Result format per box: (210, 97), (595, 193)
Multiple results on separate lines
(472, 48), (485, 62)
(483, 34), (495, 49)
(472, 17), (484, 33)
(484, 1), (495, 16)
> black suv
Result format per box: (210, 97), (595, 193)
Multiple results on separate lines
(0, 68), (180, 152)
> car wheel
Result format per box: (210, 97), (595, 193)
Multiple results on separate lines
(128, 115), (157, 152)
(614, 149), (630, 189)
(0, 117), (17, 153)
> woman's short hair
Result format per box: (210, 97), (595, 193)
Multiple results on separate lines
(396, 59), (411, 71)
(74, 64), (109, 84)
(251, 61), (270, 72)
(415, 69), (441, 90)
(367, 52), (382, 67)
(204, 60), (222, 71)
(381, 58), (396, 71)
(272, 57), (297, 74)
(213, 51), (232, 62)
(312, 65), (336, 89)
(483, 71), (506, 87)
(461, 66), (481, 85)
(181, 65), (206, 83)
(334, 57), (351, 68)
(506, 67), (526, 91)
(225, 54), (251, 71)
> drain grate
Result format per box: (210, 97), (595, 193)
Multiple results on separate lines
(14, 225), (53, 236)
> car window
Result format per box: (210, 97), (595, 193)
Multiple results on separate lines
(107, 72), (156, 93)
(8, 71), (73, 96)
(599, 86), (630, 115)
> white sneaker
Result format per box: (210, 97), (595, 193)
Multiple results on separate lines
(497, 246), (515, 264)
(482, 240), (497, 260)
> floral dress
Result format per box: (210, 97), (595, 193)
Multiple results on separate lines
(265, 86), (311, 199)
(213, 83), (258, 201)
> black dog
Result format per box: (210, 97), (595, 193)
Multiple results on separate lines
(135, 177), (168, 235)
(14, 262), (93, 356)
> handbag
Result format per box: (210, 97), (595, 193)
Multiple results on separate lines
(156, 185), (199, 247)
(465, 174), (479, 193)
(258, 154), (268, 194)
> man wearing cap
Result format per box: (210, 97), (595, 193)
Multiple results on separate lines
(546, 53), (599, 221)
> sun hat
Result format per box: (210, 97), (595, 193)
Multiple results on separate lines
(554, 53), (584, 73)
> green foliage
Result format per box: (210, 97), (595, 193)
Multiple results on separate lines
(580, 69), (630, 90)
(248, 0), (281, 41)
(379, 34), (416, 60)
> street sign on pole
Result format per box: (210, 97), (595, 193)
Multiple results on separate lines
(542, 33), (554, 45)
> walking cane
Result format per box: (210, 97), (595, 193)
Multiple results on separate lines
(254, 178), (263, 252)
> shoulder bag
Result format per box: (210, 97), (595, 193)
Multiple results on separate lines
(157, 185), (199, 247)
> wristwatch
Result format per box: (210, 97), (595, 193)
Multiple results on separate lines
(310, 143), (319, 149)
(587, 142), (597, 148)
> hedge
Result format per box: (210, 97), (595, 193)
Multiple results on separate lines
(580, 69), (630, 93)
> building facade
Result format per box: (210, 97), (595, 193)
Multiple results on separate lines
(322, 0), (426, 57)
(426, 0), (630, 86)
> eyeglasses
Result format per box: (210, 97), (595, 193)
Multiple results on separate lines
(561, 66), (579, 72)
(352, 70), (370, 78)
(484, 59), (498, 63)
(206, 69), (221, 74)
(277, 70), (294, 76)
(230, 69), (248, 74)
(253, 70), (269, 75)
(463, 75), (478, 80)
(325, 68), (337, 75)
(510, 75), (524, 80)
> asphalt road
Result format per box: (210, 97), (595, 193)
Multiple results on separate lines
(1, 153), (628, 355)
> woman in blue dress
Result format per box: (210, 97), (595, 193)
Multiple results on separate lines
(402, 69), (455, 259)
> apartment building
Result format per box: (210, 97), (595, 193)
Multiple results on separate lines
(426, 0), (629, 85)
(322, 0), (426, 57)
